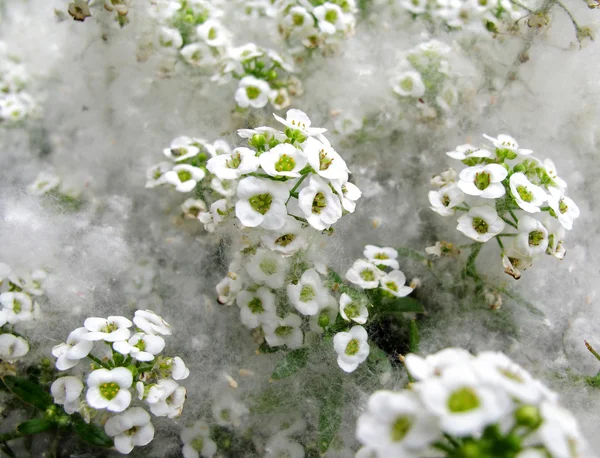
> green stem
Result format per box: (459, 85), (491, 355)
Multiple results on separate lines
(496, 237), (505, 251)
(508, 209), (519, 225)
(454, 205), (470, 212)
(556, 0), (584, 44)
(286, 173), (310, 204)
(585, 341), (600, 362)
(443, 433), (462, 449)
(288, 214), (308, 224)
(432, 441), (455, 453)
(87, 354), (110, 369)
(500, 215), (518, 229)
(497, 233), (517, 237)
(508, 0), (534, 11)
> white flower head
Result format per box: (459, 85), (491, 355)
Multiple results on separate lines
(446, 144), (493, 161)
(269, 88), (292, 111)
(163, 136), (203, 162)
(207, 147), (259, 180)
(346, 259), (384, 289)
(509, 173), (547, 213)
(392, 70), (426, 98)
(28, 171), (61, 195)
(148, 379), (186, 418)
(236, 287), (277, 329)
(548, 189), (579, 231)
(246, 248), (289, 289)
(82, 316), (133, 342)
(146, 162), (172, 188)
(483, 134), (533, 156)
(170, 356), (191, 381)
(181, 420), (217, 458)
(259, 143), (308, 178)
(436, 82), (458, 112)
(235, 177), (289, 230)
(431, 168), (457, 187)
(235, 76), (272, 109)
(298, 175), (343, 230)
(273, 109), (327, 137)
(514, 215), (549, 257)
(86, 367), (133, 412)
(181, 198), (207, 220)
(104, 407), (155, 454)
(52, 327), (93, 370)
(310, 299), (338, 334)
(456, 205), (505, 242)
(0, 292), (34, 324)
(404, 348), (474, 381)
(303, 136), (349, 182)
(51, 376), (84, 414)
(363, 245), (399, 270)
(287, 268), (329, 316)
(157, 27), (183, 50)
(339, 293), (368, 324)
(501, 245), (533, 280)
(429, 184), (465, 216)
(180, 42), (215, 67)
(331, 179), (361, 213)
(216, 273), (242, 305)
(537, 401), (588, 458)
(333, 325), (370, 373)
(314, 3), (345, 34)
(113, 333), (166, 362)
(260, 216), (307, 255)
(263, 314), (304, 349)
(0, 333), (29, 362)
(211, 394), (249, 427)
(197, 19), (230, 47)
(164, 165), (206, 193)
(458, 164), (508, 199)
(133, 310), (172, 336)
(380, 270), (413, 298)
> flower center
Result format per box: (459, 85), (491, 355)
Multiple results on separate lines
(275, 233), (296, 247)
(246, 86), (261, 100)
(559, 199), (568, 214)
(259, 259), (277, 276)
(226, 153), (241, 169)
(385, 281), (398, 292)
(248, 297), (264, 314)
(374, 253), (389, 260)
(400, 77), (413, 92)
(208, 27), (217, 40)
(325, 9), (338, 23)
(442, 194), (451, 207)
(319, 150), (334, 170)
(191, 437), (204, 452)
(300, 285), (315, 302)
(345, 338), (360, 355)
(177, 170), (193, 182)
(13, 299), (22, 314)
(311, 192), (327, 214)
(220, 408), (231, 421)
(275, 154), (296, 172)
(344, 302), (361, 319)
(135, 339), (146, 351)
(390, 416), (412, 442)
(317, 310), (330, 328)
(528, 230), (545, 246)
(471, 217), (489, 234)
(99, 382), (120, 400)
(102, 322), (118, 333)
(447, 387), (480, 413)
(517, 185), (533, 203)
(292, 13), (305, 26)
(474, 172), (490, 191)
(249, 193), (272, 215)
(275, 325), (294, 337)
(360, 269), (375, 282)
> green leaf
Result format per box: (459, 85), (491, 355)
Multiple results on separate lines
(72, 416), (113, 448)
(380, 296), (425, 314)
(1, 376), (53, 410)
(317, 376), (344, 455)
(367, 343), (392, 375)
(271, 348), (309, 380)
(409, 319), (420, 353)
(17, 419), (54, 435)
(257, 342), (280, 354)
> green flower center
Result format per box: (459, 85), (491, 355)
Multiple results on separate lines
(312, 192), (327, 214)
(472, 217), (489, 234)
(259, 259), (277, 276)
(385, 282), (398, 292)
(275, 154), (296, 172)
(99, 382), (120, 400)
(170, 147), (187, 157)
(177, 170), (193, 182)
(400, 77), (413, 92)
(344, 302), (361, 318)
(191, 437), (204, 452)
(317, 310), (330, 328)
(134, 339), (146, 351)
(345, 338), (360, 355)
(248, 297), (264, 314)
(249, 193), (272, 215)
(447, 387), (480, 413)
(13, 299), (22, 314)
(559, 199), (568, 214)
(325, 9), (338, 23)
(220, 408), (231, 421)
(360, 269), (375, 282)
(300, 285), (315, 302)
(208, 27), (217, 40)
(102, 323), (118, 333)
(319, 150), (334, 170)
(528, 230), (545, 247)
(391, 416), (412, 442)
(475, 172), (490, 191)
(275, 233), (296, 247)
(293, 13), (305, 26)
(275, 325), (294, 337)
(374, 253), (389, 260)
(517, 185), (533, 203)
(442, 194), (451, 206)
(226, 153), (241, 169)
(246, 86), (261, 100)
(191, 50), (202, 61)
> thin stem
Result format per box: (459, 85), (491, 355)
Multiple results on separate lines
(497, 233), (517, 237)
(556, 0), (584, 44)
(286, 173), (309, 204)
(454, 205), (470, 212)
(432, 441), (455, 453)
(508, 0), (534, 11)
(585, 341), (600, 362)
(500, 215), (518, 229)
(496, 237), (505, 250)
(288, 214), (308, 224)
(508, 209), (519, 225)
(443, 433), (462, 449)
(87, 354), (110, 369)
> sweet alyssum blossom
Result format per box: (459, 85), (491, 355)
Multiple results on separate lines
(236, 287), (277, 329)
(235, 76), (272, 109)
(83, 316), (132, 342)
(52, 327), (93, 370)
(456, 205), (505, 243)
(379, 270), (413, 298)
(0, 333), (29, 362)
(298, 175), (342, 230)
(259, 143), (308, 178)
(86, 367), (133, 412)
(509, 172), (547, 213)
(287, 268), (330, 316)
(51, 376), (84, 414)
(263, 314), (304, 349)
(458, 164), (508, 199)
(207, 147), (259, 180)
(428, 184), (465, 216)
(0, 291), (34, 325)
(235, 177), (289, 230)
(346, 259), (384, 289)
(245, 248), (289, 289)
(104, 407), (155, 454)
(333, 325), (370, 373)
(164, 165), (206, 192)
(181, 420), (218, 458)
(339, 293), (368, 324)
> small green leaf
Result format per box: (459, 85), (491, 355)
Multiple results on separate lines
(318, 376), (344, 455)
(1, 376), (53, 410)
(409, 319), (420, 353)
(72, 416), (113, 448)
(367, 343), (391, 375)
(258, 342), (280, 354)
(380, 297), (425, 314)
(17, 419), (54, 435)
(271, 348), (309, 380)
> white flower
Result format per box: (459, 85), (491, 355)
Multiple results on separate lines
(431, 168), (457, 187)
(181, 198), (207, 219)
(181, 420), (217, 458)
(391, 71), (426, 97)
(310, 299), (338, 334)
(404, 347), (474, 381)
(380, 270), (413, 297)
(86, 367), (133, 412)
(237, 126), (286, 142)
(51, 376), (84, 414)
(483, 134), (533, 156)
(145, 162), (172, 188)
(180, 42), (215, 67)
(314, 3), (345, 34)
(212, 139), (231, 156)
(339, 293), (368, 324)
(235, 77), (272, 109)
(197, 19), (230, 47)
(113, 333), (165, 362)
(436, 83), (458, 112)
(356, 390), (439, 456)
(282, 6), (314, 35)
(164, 165), (206, 192)
(236, 287), (277, 329)
(52, 327), (93, 370)
(428, 184), (465, 216)
(259, 143), (308, 178)
(133, 310), (172, 336)
(148, 379), (186, 418)
(206, 147), (259, 180)
(514, 215), (549, 257)
(346, 259), (384, 289)
(0, 292), (34, 324)
(216, 274), (242, 305)
(157, 27), (183, 50)
(28, 171), (61, 195)
(263, 314), (304, 349)
(331, 179), (361, 213)
(333, 325), (370, 373)
(501, 245), (532, 280)
(163, 136), (202, 162)
(303, 136), (349, 182)
(246, 248), (288, 289)
(548, 189), (579, 231)
(264, 435), (305, 458)
(269, 88), (292, 110)
(417, 365), (511, 437)
(298, 175), (343, 230)
(545, 219), (566, 260)
(509, 173), (547, 213)
(199, 199), (229, 232)
(82, 316), (133, 342)
(0, 333), (29, 362)
(458, 164), (508, 199)
(260, 216), (307, 255)
(537, 401), (588, 458)
(104, 407), (155, 454)
(170, 356), (191, 380)
(456, 205), (505, 242)
(235, 177), (289, 230)
(363, 245), (399, 270)
(211, 394), (249, 427)
(287, 268), (329, 316)
(23, 269), (47, 296)
(273, 109), (327, 137)
(446, 144), (493, 161)
(400, 0), (428, 13)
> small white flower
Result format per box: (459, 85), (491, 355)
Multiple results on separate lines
(170, 356), (191, 381)
(273, 109), (327, 137)
(458, 164), (508, 199)
(263, 314), (304, 349)
(235, 177), (289, 230)
(456, 205), (505, 243)
(235, 76), (272, 109)
(331, 179), (362, 213)
(164, 165), (206, 193)
(303, 136), (349, 182)
(28, 171), (61, 195)
(380, 270), (413, 297)
(514, 215), (549, 257)
(113, 333), (165, 362)
(298, 175), (343, 230)
(269, 88), (292, 110)
(356, 390), (439, 456)
(509, 173), (547, 213)
(400, 0), (428, 13)
(246, 248), (289, 289)
(259, 143), (308, 178)
(181, 198), (207, 220)
(145, 162), (172, 188)
(260, 216), (307, 255)
(547, 189), (579, 231)
(148, 379), (186, 418)
(51, 376), (84, 414)
(391, 70), (426, 97)
(237, 126), (286, 142)
(211, 394), (249, 427)
(363, 245), (400, 270)
(180, 42), (215, 67)
(483, 134), (533, 156)
(0, 333), (29, 362)
(314, 3), (345, 34)
(236, 287), (277, 329)
(157, 27), (183, 50)
(181, 420), (217, 458)
(216, 274), (242, 305)
(339, 293), (368, 324)
(197, 19), (230, 47)
(104, 407), (155, 454)
(264, 435), (305, 458)
(207, 147), (259, 180)
(86, 367), (133, 412)
(287, 268), (329, 316)
(309, 299), (338, 334)
(23, 269), (48, 296)
(333, 325), (370, 373)
(404, 348), (474, 381)
(428, 184), (465, 216)
(537, 401), (588, 458)
(82, 316), (133, 342)
(199, 199), (229, 232)
(545, 219), (566, 260)
(163, 136), (202, 162)
(446, 144), (493, 161)
(133, 310), (172, 336)
(501, 245), (532, 280)
(0, 292), (34, 324)
(52, 327), (94, 370)
(431, 168), (457, 187)
(346, 259), (384, 289)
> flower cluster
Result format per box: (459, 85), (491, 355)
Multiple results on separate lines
(428, 134), (579, 279)
(0, 42), (39, 124)
(391, 40), (459, 122)
(67, 0), (131, 26)
(399, 0), (529, 35)
(356, 348), (592, 457)
(51, 310), (190, 454)
(274, 0), (357, 55)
